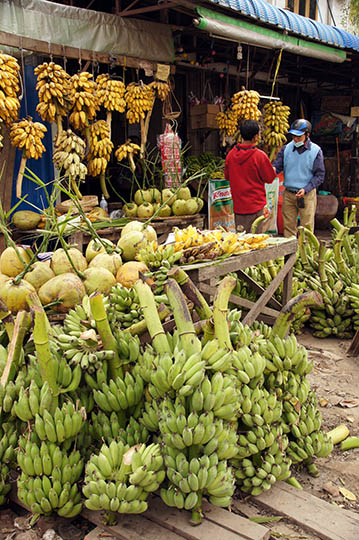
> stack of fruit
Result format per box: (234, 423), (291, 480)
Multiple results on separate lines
(0, 52), (21, 128)
(262, 100), (290, 150)
(35, 61), (72, 128)
(123, 187), (204, 218)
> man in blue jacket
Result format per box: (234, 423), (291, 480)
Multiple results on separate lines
(273, 119), (325, 237)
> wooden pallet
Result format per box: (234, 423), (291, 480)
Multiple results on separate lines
(81, 495), (270, 540)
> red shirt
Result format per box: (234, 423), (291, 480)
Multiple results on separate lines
(225, 144), (276, 214)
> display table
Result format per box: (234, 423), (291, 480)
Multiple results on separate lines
(183, 238), (298, 326)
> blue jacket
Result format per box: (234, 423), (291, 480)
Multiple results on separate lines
(273, 139), (325, 193)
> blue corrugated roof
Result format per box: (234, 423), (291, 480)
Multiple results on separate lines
(207, 0), (359, 51)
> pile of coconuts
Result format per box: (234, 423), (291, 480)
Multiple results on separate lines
(123, 187), (204, 219)
(0, 221), (157, 314)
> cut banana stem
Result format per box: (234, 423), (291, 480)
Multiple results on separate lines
(106, 111), (112, 139)
(341, 436), (359, 451)
(251, 215), (266, 234)
(213, 275), (236, 349)
(70, 176), (83, 200)
(0, 310), (31, 387)
(125, 302), (171, 336)
(327, 424), (350, 445)
(32, 305), (58, 395)
(16, 153), (27, 199)
(165, 278), (202, 355)
(100, 173), (110, 199)
(128, 152), (136, 174)
(135, 280), (171, 354)
(168, 266), (213, 320)
(272, 291), (323, 339)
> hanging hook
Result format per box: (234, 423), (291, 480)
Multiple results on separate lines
(48, 40), (53, 62)
(62, 45), (67, 71)
(78, 47), (82, 71)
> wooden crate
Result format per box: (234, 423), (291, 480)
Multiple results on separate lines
(189, 104), (220, 116)
(190, 113), (218, 130)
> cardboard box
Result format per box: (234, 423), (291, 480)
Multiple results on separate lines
(189, 104), (220, 116)
(321, 95), (351, 114)
(351, 106), (359, 117)
(190, 113), (218, 130)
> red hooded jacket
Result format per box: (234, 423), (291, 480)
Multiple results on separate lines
(225, 144), (276, 214)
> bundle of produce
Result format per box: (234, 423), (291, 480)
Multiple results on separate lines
(216, 109), (239, 144)
(34, 61), (72, 130)
(115, 139), (141, 174)
(137, 241), (182, 270)
(294, 226), (355, 338)
(52, 129), (87, 197)
(262, 100), (290, 159)
(0, 52), (21, 126)
(184, 152), (224, 180)
(123, 185), (204, 218)
(149, 80), (171, 102)
(10, 117), (47, 198)
(68, 72), (99, 131)
(87, 120), (114, 198)
(96, 73), (126, 137)
(231, 89), (261, 121)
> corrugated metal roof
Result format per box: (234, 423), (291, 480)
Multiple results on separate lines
(207, 0), (359, 51)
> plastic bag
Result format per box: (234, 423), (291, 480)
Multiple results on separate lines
(264, 177), (279, 235)
(157, 123), (182, 188)
(208, 178), (235, 231)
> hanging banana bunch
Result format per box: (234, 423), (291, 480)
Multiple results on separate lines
(34, 61), (72, 134)
(0, 52), (21, 126)
(115, 139), (141, 173)
(53, 129), (87, 198)
(125, 81), (155, 156)
(149, 80), (171, 102)
(87, 120), (114, 198)
(263, 100), (290, 160)
(231, 89), (261, 121)
(10, 117), (47, 198)
(216, 110), (239, 146)
(96, 73), (126, 137)
(68, 72), (99, 131)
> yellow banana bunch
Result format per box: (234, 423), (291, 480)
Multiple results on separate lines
(0, 52), (21, 125)
(96, 74), (126, 112)
(115, 139), (140, 173)
(53, 129), (87, 183)
(263, 100), (290, 148)
(149, 80), (170, 101)
(68, 72), (99, 130)
(231, 89), (261, 121)
(10, 117), (47, 159)
(35, 61), (72, 123)
(88, 120), (113, 161)
(216, 110), (238, 137)
(125, 82), (155, 124)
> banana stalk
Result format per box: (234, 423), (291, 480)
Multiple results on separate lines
(89, 292), (122, 379)
(327, 424), (350, 445)
(332, 224), (349, 275)
(331, 218), (354, 266)
(167, 266), (212, 320)
(251, 215), (265, 234)
(135, 280), (171, 354)
(0, 299), (14, 340)
(297, 227), (310, 271)
(16, 152), (27, 199)
(125, 302), (171, 336)
(100, 173), (110, 200)
(164, 278), (201, 356)
(0, 310), (30, 386)
(318, 241), (328, 287)
(32, 305), (58, 395)
(304, 227), (320, 254)
(341, 436), (359, 451)
(213, 275), (236, 349)
(272, 291), (323, 339)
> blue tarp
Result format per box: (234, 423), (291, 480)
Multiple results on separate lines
(207, 0), (359, 51)
(11, 65), (54, 213)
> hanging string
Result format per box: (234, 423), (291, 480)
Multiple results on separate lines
(246, 46), (250, 89)
(271, 49), (283, 98)
(62, 45), (67, 71)
(48, 41), (53, 62)
(19, 38), (28, 117)
(78, 47), (82, 71)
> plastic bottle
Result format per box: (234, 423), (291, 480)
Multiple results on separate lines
(99, 194), (108, 215)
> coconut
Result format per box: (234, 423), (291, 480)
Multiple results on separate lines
(24, 261), (55, 291)
(134, 189), (152, 205)
(0, 279), (36, 313)
(0, 246), (32, 277)
(161, 188), (176, 206)
(12, 210), (42, 230)
(172, 199), (187, 216)
(137, 202), (154, 219)
(89, 252), (122, 276)
(123, 203), (138, 217)
(116, 261), (149, 288)
(177, 187), (191, 201)
(117, 231), (148, 261)
(38, 273), (86, 313)
(184, 199), (199, 215)
(85, 238), (114, 263)
(83, 267), (116, 295)
(50, 248), (88, 275)
(148, 188), (161, 203)
(194, 197), (204, 212)
(143, 225), (157, 243)
(0, 274), (10, 288)
(120, 220), (157, 243)
(158, 204), (172, 217)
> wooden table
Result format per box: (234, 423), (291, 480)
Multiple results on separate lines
(184, 238), (297, 326)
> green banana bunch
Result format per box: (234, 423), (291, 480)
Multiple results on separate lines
(57, 328), (115, 374)
(117, 417), (149, 447)
(188, 373), (240, 422)
(90, 410), (126, 443)
(68, 387), (95, 414)
(93, 371), (144, 413)
(108, 284), (144, 329)
(144, 259), (173, 294)
(34, 402), (86, 443)
(83, 441), (164, 513)
(0, 464), (11, 505)
(287, 430), (333, 464)
(235, 423), (282, 459)
(138, 399), (160, 432)
(0, 422), (18, 464)
(115, 330), (141, 366)
(137, 242), (182, 269)
(237, 385), (282, 430)
(0, 370), (28, 416)
(63, 301), (96, 337)
(13, 380), (55, 423)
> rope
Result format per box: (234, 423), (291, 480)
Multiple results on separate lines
(271, 48), (283, 98)
(20, 38), (28, 117)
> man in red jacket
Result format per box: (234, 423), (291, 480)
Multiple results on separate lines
(225, 120), (276, 232)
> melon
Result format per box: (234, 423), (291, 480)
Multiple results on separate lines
(12, 210), (42, 230)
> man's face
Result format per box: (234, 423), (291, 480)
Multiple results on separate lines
(292, 133), (306, 144)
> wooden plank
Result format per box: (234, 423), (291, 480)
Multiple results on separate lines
(242, 253), (296, 327)
(81, 507), (185, 540)
(281, 253), (294, 306)
(0, 30), (175, 73)
(201, 500), (270, 540)
(255, 482), (359, 540)
(197, 282), (280, 319)
(84, 527), (115, 540)
(236, 269), (282, 311)
(144, 496), (251, 540)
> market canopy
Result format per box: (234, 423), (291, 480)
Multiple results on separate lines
(194, 1), (359, 62)
(0, 0), (174, 64)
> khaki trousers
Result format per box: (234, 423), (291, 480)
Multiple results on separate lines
(282, 189), (317, 237)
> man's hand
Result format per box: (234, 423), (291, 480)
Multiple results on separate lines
(296, 188), (305, 198)
(263, 206), (270, 219)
